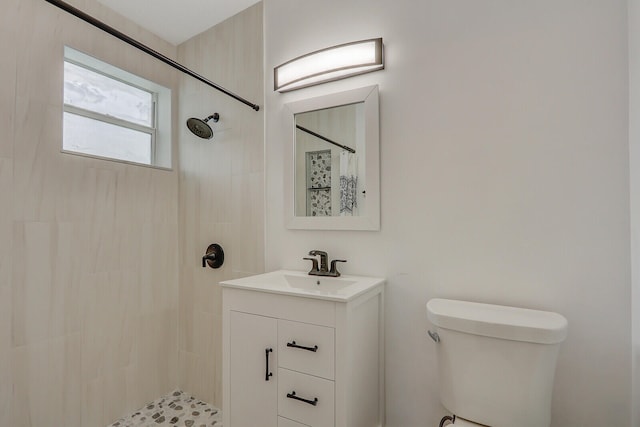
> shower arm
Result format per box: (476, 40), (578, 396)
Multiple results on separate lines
(44, 0), (260, 112)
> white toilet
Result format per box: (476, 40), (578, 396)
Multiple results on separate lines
(426, 298), (568, 427)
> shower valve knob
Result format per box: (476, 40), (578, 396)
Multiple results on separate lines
(202, 243), (224, 269)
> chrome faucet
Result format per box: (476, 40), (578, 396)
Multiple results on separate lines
(304, 250), (347, 277)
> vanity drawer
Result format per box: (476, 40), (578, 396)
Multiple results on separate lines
(277, 368), (334, 427)
(278, 319), (335, 380)
(278, 416), (310, 427)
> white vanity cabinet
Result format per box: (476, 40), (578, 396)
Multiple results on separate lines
(221, 270), (385, 427)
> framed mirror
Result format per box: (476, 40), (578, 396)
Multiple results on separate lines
(284, 85), (380, 230)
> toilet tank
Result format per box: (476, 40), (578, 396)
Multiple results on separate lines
(427, 299), (568, 427)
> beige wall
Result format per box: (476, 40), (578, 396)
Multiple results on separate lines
(264, 0), (631, 425)
(629, 1), (640, 425)
(177, 3), (265, 407)
(1, 0), (180, 425)
(1, 0), (264, 424)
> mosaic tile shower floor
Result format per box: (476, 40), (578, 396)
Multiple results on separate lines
(107, 390), (222, 427)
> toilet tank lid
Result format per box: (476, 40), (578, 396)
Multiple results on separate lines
(427, 299), (568, 344)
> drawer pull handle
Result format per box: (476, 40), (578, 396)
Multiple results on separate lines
(286, 391), (318, 406)
(265, 348), (273, 381)
(286, 341), (318, 352)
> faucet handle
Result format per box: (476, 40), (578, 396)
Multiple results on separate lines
(309, 250), (329, 271)
(303, 257), (320, 274)
(329, 259), (347, 277)
(202, 243), (225, 269)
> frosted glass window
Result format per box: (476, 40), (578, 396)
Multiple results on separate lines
(64, 61), (153, 127)
(62, 47), (171, 168)
(63, 113), (152, 164)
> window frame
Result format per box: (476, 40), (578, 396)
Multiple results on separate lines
(62, 46), (172, 169)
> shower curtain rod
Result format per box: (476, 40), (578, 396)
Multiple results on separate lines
(44, 0), (260, 112)
(296, 125), (356, 153)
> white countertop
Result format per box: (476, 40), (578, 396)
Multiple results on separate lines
(220, 269), (385, 302)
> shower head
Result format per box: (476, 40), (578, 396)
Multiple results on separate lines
(186, 113), (219, 139)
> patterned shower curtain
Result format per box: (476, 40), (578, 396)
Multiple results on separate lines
(340, 150), (358, 216)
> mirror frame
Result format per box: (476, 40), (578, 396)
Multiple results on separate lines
(284, 85), (380, 230)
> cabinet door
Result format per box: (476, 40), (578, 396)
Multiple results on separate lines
(230, 311), (278, 427)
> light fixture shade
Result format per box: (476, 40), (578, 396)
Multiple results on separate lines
(274, 38), (384, 92)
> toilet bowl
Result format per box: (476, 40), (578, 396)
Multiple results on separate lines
(427, 298), (568, 427)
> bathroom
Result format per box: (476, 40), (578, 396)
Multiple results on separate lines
(0, 0), (638, 426)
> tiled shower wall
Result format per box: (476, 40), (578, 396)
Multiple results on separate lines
(1, 0), (180, 425)
(177, 3), (265, 407)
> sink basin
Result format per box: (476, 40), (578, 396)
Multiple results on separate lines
(284, 274), (356, 292)
(220, 270), (384, 302)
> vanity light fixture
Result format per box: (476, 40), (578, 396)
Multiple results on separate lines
(274, 38), (384, 92)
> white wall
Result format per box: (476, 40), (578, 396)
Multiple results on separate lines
(264, 1), (631, 425)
